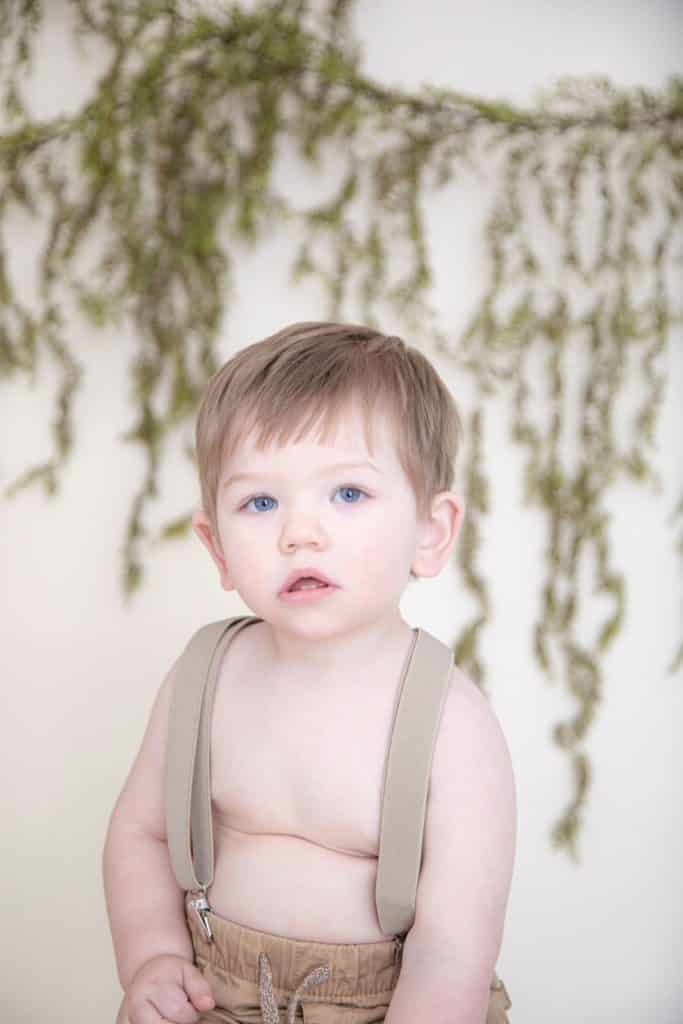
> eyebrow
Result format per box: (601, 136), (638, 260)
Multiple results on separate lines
(223, 460), (381, 490)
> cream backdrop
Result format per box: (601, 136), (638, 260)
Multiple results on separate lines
(2, 2), (682, 1022)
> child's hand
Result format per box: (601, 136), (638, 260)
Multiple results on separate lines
(117, 954), (215, 1024)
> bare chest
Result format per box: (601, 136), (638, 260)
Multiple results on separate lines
(209, 649), (400, 858)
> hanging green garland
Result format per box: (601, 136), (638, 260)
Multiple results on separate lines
(1, 0), (681, 858)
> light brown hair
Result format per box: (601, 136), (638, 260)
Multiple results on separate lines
(195, 321), (463, 550)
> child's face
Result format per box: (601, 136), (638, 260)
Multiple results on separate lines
(194, 399), (430, 633)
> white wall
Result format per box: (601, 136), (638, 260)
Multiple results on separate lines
(2, 3), (682, 1022)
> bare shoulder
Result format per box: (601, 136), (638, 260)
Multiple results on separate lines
(106, 655), (181, 841)
(402, 663), (517, 966)
(431, 663), (516, 805)
(427, 664), (517, 862)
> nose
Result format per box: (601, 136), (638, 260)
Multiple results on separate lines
(278, 505), (327, 553)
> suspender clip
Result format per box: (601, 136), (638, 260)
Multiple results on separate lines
(188, 887), (214, 943)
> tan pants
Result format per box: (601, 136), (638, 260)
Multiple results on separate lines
(187, 896), (401, 1023)
(186, 897), (511, 1023)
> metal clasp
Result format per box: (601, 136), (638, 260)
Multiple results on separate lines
(188, 888), (213, 943)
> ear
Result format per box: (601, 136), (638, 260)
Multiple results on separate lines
(191, 508), (235, 591)
(411, 491), (466, 579)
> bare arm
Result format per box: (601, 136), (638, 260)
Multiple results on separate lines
(385, 669), (517, 1024)
(102, 660), (194, 990)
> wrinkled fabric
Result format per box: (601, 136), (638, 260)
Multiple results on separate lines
(186, 895), (511, 1023)
(187, 895), (401, 1023)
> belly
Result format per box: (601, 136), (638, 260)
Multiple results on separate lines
(205, 624), (406, 944)
(208, 819), (388, 943)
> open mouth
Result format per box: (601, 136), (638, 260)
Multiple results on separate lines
(288, 577), (330, 592)
(280, 573), (339, 602)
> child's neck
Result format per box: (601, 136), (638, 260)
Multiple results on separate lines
(258, 613), (415, 687)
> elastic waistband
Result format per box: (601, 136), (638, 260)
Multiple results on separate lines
(186, 895), (403, 999)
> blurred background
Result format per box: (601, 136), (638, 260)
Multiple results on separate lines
(1, 2), (682, 1021)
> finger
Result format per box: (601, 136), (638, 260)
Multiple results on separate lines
(126, 994), (170, 1024)
(151, 984), (202, 1024)
(181, 963), (215, 1013)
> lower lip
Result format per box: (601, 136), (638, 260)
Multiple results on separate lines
(279, 584), (339, 604)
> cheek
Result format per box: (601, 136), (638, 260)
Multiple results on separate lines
(352, 516), (415, 582)
(215, 514), (264, 573)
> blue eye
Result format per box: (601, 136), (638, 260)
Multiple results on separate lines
(335, 485), (364, 504)
(245, 495), (276, 512)
(240, 485), (368, 513)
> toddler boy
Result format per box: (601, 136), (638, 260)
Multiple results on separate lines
(103, 321), (515, 1024)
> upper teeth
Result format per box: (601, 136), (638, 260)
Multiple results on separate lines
(292, 577), (325, 589)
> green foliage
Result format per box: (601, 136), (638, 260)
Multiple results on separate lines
(1, 0), (681, 857)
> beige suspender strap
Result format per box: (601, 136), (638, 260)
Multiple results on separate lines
(375, 627), (454, 937)
(165, 616), (252, 893)
(166, 615), (453, 940)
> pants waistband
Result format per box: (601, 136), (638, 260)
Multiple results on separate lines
(185, 894), (403, 999)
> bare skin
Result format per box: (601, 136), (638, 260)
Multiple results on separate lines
(206, 616), (418, 943)
(109, 614), (514, 1024)
(109, 617), (419, 1022)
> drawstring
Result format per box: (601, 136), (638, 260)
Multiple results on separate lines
(258, 951), (331, 1024)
